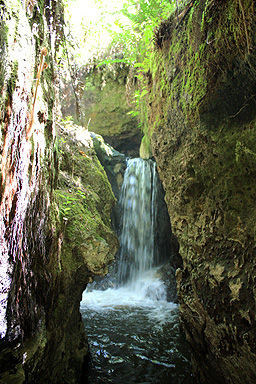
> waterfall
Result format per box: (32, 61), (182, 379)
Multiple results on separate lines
(80, 157), (192, 384)
(84, 156), (173, 299)
(117, 158), (167, 290)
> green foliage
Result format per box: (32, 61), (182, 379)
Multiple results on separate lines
(61, 115), (74, 123)
(60, 0), (177, 133)
(107, 0), (176, 134)
(56, 189), (87, 219)
(97, 0), (176, 66)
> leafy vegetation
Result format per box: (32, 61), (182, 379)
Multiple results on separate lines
(60, 0), (256, 157)
(60, 0), (178, 132)
(91, 0), (179, 151)
(96, 0), (176, 65)
(56, 190), (87, 218)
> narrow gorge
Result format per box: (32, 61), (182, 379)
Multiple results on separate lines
(1, 1), (256, 384)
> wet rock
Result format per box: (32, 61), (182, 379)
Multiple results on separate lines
(61, 65), (142, 157)
(147, 1), (256, 383)
(90, 132), (127, 234)
(0, 2), (118, 383)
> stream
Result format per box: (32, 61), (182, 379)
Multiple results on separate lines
(80, 158), (193, 383)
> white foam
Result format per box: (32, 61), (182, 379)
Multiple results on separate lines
(81, 268), (177, 325)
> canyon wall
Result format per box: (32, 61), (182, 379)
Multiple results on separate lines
(0, 2), (118, 383)
(61, 63), (142, 157)
(2, 1), (256, 383)
(145, 1), (256, 383)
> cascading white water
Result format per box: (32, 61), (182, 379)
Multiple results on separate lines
(118, 158), (160, 286)
(80, 157), (192, 383)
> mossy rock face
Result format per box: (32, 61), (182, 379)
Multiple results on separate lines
(61, 66), (142, 157)
(148, 1), (256, 383)
(0, 2), (118, 383)
(90, 132), (127, 233)
(8, 124), (119, 384)
(55, 122), (119, 281)
(0, 1), (73, 383)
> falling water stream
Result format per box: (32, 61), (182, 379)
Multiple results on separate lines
(80, 158), (192, 383)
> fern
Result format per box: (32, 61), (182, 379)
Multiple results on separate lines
(94, 0), (175, 66)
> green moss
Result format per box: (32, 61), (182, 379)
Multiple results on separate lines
(55, 189), (93, 225)
(235, 140), (256, 172)
(183, 120), (256, 234)
(82, 80), (138, 138)
(143, 4), (256, 380)
(54, 124), (118, 277)
(144, 0), (256, 132)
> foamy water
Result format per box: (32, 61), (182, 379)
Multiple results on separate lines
(82, 267), (174, 307)
(80, 158), (192, 383)
(80, 273), (192, 384)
